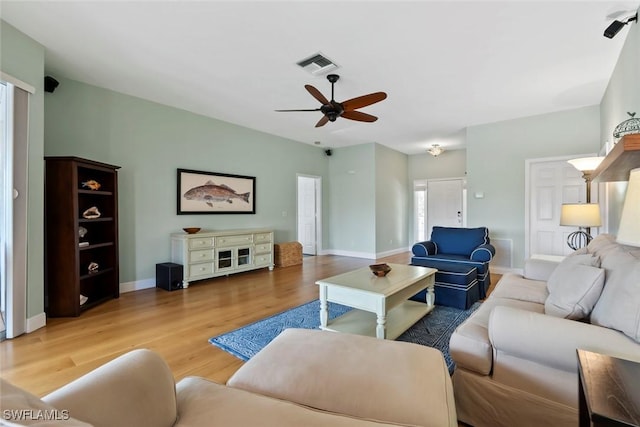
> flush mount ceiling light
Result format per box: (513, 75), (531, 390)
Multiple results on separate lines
(427, 144), (444, 157)
(604, 12), (637, 39)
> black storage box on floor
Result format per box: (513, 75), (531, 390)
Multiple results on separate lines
(156, 262), (183, 291)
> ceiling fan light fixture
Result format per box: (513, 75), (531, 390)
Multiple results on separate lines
(427, 144), (444, 157)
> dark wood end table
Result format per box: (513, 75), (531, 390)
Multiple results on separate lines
(577, 349), (640, 427)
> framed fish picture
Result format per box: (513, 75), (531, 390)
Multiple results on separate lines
(177, 169), (256, 214)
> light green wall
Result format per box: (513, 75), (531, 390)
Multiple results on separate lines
(44, 77), (329, 282)
(1, 21), (45, 318)
(327, 144), (376, 255)
(599, 10), (639, 234)
(466, 105), (600, 268)
(408, 148), (467, 183)
(375, 144), (409, 253)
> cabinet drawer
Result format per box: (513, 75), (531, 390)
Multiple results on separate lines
(255, 243), (271, 254)
(188, 262), (215, 278)
(189, 237), (215, 249)
(255, 254), (272, 267)
(254, 233), (272, 243)
(189, 249), (214, 263)
(216, 234), (253, 246)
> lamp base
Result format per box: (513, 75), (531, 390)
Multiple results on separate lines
(566, 230), (593, 250)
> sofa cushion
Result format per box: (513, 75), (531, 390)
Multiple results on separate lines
(0, 379), (92, 426)
(544, 255), (605, 320)
(430, 226), (489, 257)
(490, 273), (548, 304)
(175, 377), (399, 427)
(591, 251), (640, 343)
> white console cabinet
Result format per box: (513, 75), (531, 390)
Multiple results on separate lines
(171, 228), (274, 287)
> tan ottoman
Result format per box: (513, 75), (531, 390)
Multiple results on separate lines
(274, 242), (303, 267)
(227, 328), (457, 427)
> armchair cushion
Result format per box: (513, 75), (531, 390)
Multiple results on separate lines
(430, 227), (490, 257)
(411, 241), (436, 257)
(470, 244), (495, 262)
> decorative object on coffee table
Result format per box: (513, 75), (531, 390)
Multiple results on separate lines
(369, 263), (391, 277)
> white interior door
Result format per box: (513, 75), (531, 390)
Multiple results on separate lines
(528, 159), (593, 257)
(297, 175), (320, 255)
(426, 179), (464, 238)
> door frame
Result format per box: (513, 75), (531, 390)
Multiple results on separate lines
(524, 153), (606, 260)
(296, 174), (322, 255)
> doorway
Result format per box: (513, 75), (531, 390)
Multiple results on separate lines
(414, 178), (466, 242)
(297, 175), (322, 255)
(525, 156), (600, 258)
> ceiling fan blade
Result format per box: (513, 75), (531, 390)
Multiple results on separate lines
(305, 85), (330, 105)
(342, 92), (387, 111)
(315, 115), (330, 128)
(275, 108), (321, 112)
(341, 111), (378, 123)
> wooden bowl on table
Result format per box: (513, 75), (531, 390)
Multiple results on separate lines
(369, 263), (392, 277)
(183, 227), (201, 234)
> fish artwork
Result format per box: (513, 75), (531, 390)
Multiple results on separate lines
(82, 180), (101, 190)
(183, 180), (250, 208)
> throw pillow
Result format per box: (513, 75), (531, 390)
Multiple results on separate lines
(544, 254), (605, 320)
(591, 254), (640, 343)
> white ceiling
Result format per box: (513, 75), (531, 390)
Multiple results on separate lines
(1, 1), (638, 154)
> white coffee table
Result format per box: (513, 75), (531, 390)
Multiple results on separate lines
(316, 263), (436, 339)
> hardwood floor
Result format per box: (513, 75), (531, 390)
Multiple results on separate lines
(0, 252), (500, 398)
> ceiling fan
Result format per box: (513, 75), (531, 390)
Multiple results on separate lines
(276, 74), (387, 128)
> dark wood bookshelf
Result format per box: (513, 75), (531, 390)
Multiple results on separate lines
(44, 156), (121, 317)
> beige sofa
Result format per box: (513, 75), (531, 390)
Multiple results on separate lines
(449, 234), (640, 427)
(0, 328), (457, 427)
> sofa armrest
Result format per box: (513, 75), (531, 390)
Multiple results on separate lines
(412, 240), (436, 256)
(489, 307), (640, 373)
(43, 349), (177, 427)
(470, 243), (495, 262)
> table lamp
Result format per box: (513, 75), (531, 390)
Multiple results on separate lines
(560, 203), (602, 250)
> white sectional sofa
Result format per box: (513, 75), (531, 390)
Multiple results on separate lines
(449, 234), (640, 427)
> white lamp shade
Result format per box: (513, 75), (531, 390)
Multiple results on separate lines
(560, 203), (602, 227)
(617, 168), (640, 247)
(567, 157), (605, 172)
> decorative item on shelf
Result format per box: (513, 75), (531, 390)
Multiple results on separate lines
(82, 206), (101, 219)
(87, 262), (99, 274)
(78, 242), (89, 248)
(82, 179), (101, 190)
(183, 227), (201, 234)
(560, 203), (602, 250)
(78, 226), (88, 238)
(427, 144), (444, 157)
(369, 263), (392, 277)
(616, 168), (640, 247)
(79, 294), (88, 306)
(613, 112), (640, 140)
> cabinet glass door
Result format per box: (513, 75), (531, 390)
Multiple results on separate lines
(217, 249), (233, 269)
(237, 247), (252, 267)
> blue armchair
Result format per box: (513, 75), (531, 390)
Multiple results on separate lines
(411, 226), (495, 299)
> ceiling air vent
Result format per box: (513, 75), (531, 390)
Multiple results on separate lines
(296, 53), (338, 75)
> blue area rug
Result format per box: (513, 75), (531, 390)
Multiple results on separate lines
(209, 300), (481, 374)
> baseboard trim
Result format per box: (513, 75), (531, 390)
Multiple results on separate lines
(120, 278), (155, 294)
(376, 247), (412, 259)
(319, 247), (411, 260)
(26, 312), (46, 333)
